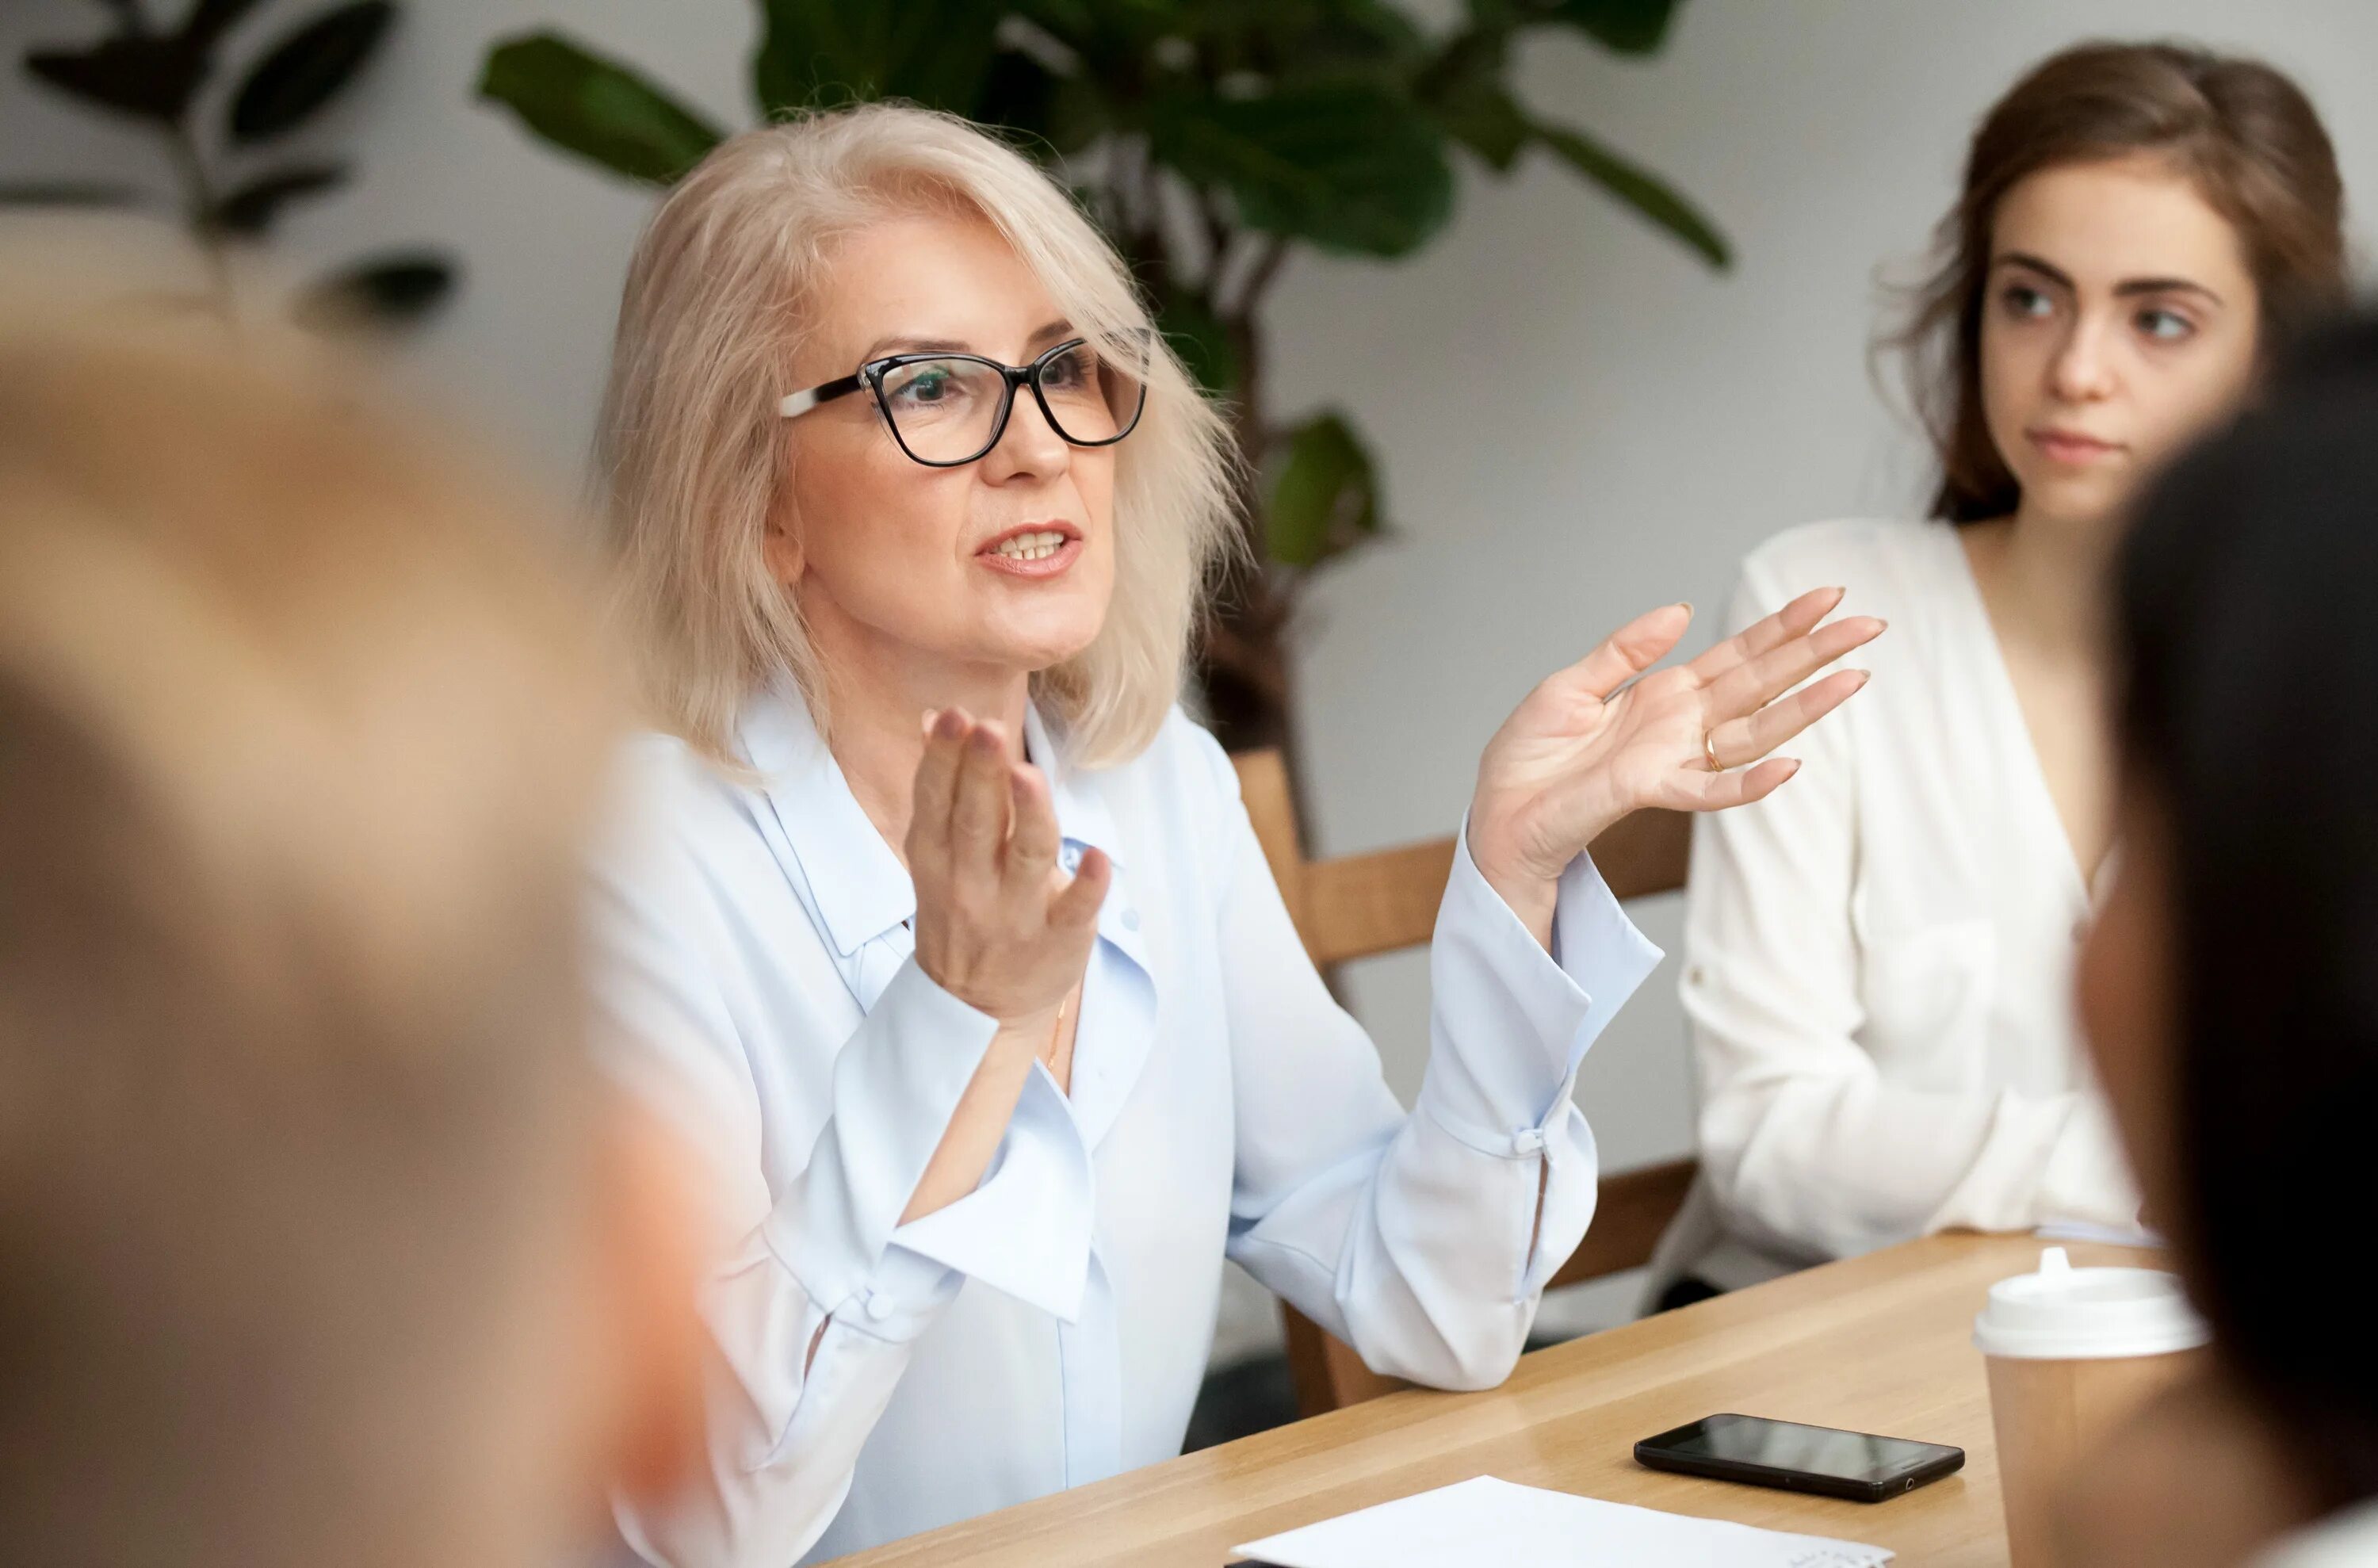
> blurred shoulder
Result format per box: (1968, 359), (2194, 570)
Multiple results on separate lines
(1735, 518), (1967, 620)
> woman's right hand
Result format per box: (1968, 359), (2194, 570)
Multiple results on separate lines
(906, 706), (1110, 1025)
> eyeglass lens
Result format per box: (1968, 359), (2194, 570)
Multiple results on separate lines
(874, 342), (1145, 465)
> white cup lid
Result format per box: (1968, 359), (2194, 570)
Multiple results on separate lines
(1971, 1246), (2211, 1360)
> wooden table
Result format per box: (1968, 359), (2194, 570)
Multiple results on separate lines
(830, 1232), (2154, 1566)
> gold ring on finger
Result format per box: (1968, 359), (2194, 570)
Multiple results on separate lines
(1703, 730), (1725, 772)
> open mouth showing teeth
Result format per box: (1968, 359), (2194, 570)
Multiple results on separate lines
(991, 530), (1071, 561)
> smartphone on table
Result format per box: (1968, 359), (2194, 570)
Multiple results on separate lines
(1634, 1413), (1965, 1503)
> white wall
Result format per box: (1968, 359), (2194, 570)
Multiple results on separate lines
(10, 0), (2377, 1350)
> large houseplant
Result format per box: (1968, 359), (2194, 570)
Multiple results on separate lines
(477, 0), (1727, 763)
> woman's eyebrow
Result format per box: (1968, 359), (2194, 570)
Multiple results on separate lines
(2112, 275), (2223, 304)
(859, 334), (972, 359)
(1994, 250), (2076, 289)
(1992, 250), (2223, 305)
(856, 320), (1076, 361)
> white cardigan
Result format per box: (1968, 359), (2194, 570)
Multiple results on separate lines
(1655, 518), (2140, 1293)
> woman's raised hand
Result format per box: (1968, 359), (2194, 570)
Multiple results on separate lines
(1466, 587), (1883, 941)
(907, 707), (1110, 1025)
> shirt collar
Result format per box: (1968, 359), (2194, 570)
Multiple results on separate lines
(737, 683), (1130, 960)
(1023, 702), (1128, 882)
(739, 682), (912, 958)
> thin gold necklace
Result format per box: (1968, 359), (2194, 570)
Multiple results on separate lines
(1048, 993), (1072, 1080)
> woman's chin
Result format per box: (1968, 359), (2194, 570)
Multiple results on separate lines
(948, 626), (1093, 681)
(2009, 468), (2131, 534)
(981, 609), (1107, 676)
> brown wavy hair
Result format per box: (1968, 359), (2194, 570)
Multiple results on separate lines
(1889, 41), (2348, 523)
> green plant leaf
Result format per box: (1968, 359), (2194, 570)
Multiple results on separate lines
(751, 0), (1002, 116)
(227, 0), (395, 144)
(1210, 0), (1428, 73)
(1148, 81), (1453, 258)
(973, 46), (1103, 156)
(1535, 122), (1728, 268)
(23, 36), (209, 124)
(1155, 289), (1238, 397)
(1267, 411), (1384, 568)
(1543, 0), (1684, 55)
(0, 181), (144, 207)
(180, 0), (273, 55)
(478, 33), (723, 187)
(210, 161), (349, 234)
(294, 249), (456, 330)
(1421, 54), (1531, 172)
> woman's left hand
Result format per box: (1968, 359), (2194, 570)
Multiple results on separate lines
(1467, 587), (1883, 945)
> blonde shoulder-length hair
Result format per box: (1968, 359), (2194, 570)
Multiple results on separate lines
(598, 101), (1240, 770)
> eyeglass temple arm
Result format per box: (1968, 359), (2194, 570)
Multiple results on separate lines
(778, 373), (865, 419)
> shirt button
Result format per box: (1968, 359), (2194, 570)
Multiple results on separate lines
(863, 1291), (894, 1322)
(1122, 907), (1140, 931)
(1513, 1127), (1546, 1156)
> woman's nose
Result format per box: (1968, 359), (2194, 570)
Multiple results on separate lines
(981, 387), (1071, 481)
(2049, 316), (2119, 403)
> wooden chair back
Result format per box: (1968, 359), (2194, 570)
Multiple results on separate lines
(1229, 748), (1698, 1417)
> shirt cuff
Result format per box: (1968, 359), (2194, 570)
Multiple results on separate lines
(770, 958), (1002, 1314)
(1419, 815), (1665, 1147)
(881, 1063), (1095, 1323)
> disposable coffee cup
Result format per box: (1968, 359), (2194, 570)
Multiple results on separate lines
(1973, 1246), (2210, 1568)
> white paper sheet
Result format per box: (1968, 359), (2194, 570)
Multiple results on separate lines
(1233, 1475), (1893, 1568)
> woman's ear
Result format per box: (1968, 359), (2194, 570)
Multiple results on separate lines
(763, 506), (805, 589)
(586, 1090), (711, 1513)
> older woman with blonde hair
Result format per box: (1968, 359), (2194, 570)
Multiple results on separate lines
(593, 102), (1882, 1566)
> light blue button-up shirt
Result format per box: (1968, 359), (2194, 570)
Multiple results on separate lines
(594, 686), (1661, 1566)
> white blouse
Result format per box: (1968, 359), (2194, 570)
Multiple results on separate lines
(592, 685), (1661, 1565)
(1658, 518), (2139, 1291)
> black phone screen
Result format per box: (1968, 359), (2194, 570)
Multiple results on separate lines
(1642, 1413), (1953, 1484)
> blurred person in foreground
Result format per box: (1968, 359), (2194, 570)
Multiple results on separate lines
(2059, 322), (2378, 1566)
(1654, 40), (2349, 1306)
(0, 298), (706, 1568)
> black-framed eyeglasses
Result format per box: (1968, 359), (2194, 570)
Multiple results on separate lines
(777, 336), (1149, 468)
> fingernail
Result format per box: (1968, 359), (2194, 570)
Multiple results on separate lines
(1676, 601), (1694, 616)
(1783, 758), (1803, 778)
(969, 723), (1002, 753)
(1851, 669), (1872, 689)
(921, 708), (939, 736)
(933, 708), (966, 739)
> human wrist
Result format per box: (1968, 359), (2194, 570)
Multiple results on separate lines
(989, 1000), (1062, 1042)
(1464, 815), (1562, 950)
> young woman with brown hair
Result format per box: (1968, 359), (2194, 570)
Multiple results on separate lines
(1654, 40), (2349, 1305)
